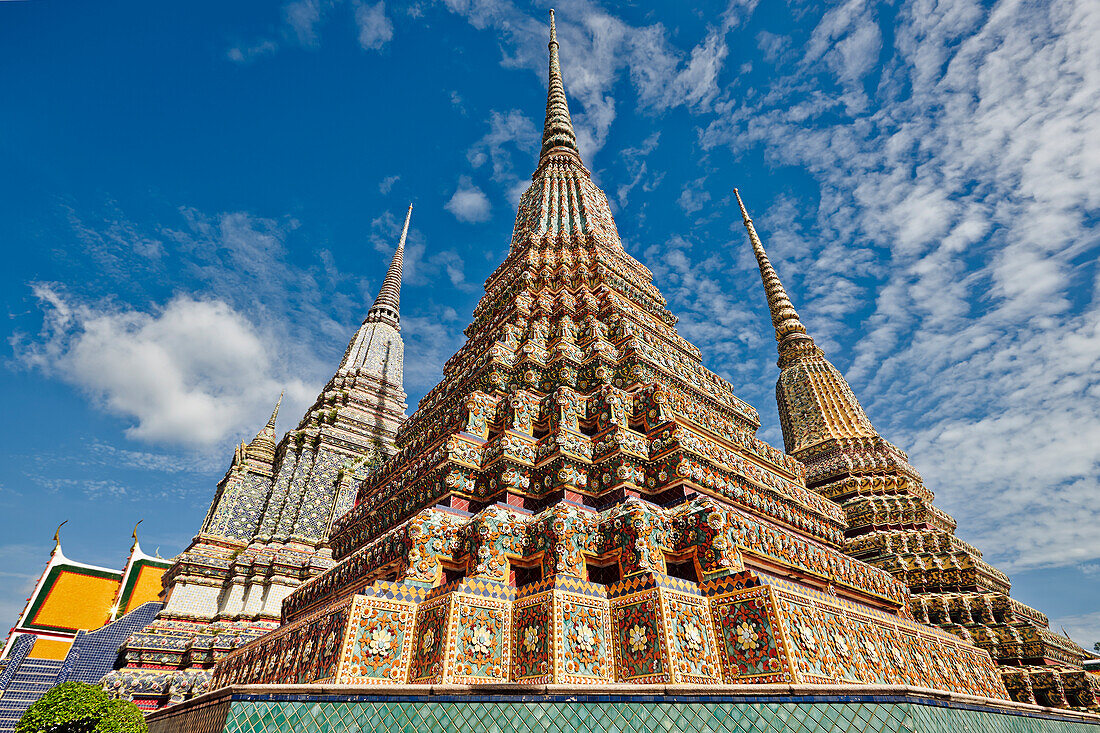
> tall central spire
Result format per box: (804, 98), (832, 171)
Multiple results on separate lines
(538, 9), (581, 166)
(367, 203), (411, 329)
(734, 189), (817, 365)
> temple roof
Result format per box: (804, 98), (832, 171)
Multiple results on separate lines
(3, 525), (168, 652)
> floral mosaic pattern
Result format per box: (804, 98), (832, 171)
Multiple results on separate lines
(212, 600), (352, 688)
(769, 586), (1005, 697)
(613, 594), (666, 683)
(712, 589), (786, 682)
(560, 595), (610, 683)
(408, 601), (449, 683)
(452, 601), (509, 682)
(664, 594), (719, 683)
(337, 597), (415, 683)
(512, 596), (551, 682)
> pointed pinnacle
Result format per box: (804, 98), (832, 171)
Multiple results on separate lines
(267, 391), (283, 429)
(368, 204), (409, 327)
(538, 9), (581, 166)
(734, 189), (816, 360)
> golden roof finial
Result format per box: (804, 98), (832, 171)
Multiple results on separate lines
(131, 519), (143, 544)
(52, 519), (67, 550)
(538, 9), (581, 167)
(735, 189), (817, 362)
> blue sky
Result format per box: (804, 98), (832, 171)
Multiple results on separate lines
(1, 0), (1098, 647)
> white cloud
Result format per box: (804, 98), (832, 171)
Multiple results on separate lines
(698, 0), (1100, 571)
(445, 176), (492, 223)
(284, 0), (325, 46)
(353, 1), (393, 51)
(677, 177), (712, 214)
(15, 203), (392, 451)
(17, 286), (312, 448)
(441, 0), (743, 161)
(1051, 610), (1100, 653)
(378, 174), (400, 194)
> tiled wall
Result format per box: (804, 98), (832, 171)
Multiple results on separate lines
(147, 694), (1100, 733)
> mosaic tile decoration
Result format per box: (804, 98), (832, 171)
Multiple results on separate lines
(105, 215), (412, 709)
(66, 602), (164, 685)
(126, 7), (1100, 717)
(145, 691), (1100, 733)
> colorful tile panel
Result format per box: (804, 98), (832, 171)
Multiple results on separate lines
(335, 596), (415, 684)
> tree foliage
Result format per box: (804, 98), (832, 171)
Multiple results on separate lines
(15, 682), (146, 733)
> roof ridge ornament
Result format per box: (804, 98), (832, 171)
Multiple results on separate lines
(52, 519), (67, 550)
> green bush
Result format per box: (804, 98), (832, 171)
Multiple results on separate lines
(15, 682), (146, 733)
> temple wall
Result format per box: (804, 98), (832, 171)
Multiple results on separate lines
(211, 570), (1007, 699)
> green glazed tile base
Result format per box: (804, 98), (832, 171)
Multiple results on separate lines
(146, 687), (1100, 733)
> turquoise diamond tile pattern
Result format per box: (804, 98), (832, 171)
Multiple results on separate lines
(147, 698), (1100, 733)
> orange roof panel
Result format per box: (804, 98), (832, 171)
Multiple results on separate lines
(26, 566), (120, 633)
(122, 563), (166, 614)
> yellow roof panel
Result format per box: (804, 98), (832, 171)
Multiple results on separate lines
(29, 636), (73, 661)
(122, 563), (166, 613)
(27, 566), (120, 633)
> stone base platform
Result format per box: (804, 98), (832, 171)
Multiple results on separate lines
(146, 684), (1100, 733)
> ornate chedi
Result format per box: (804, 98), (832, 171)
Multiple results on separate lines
(734, 189), (1098, 710)
(208, 12), (1020, 706)
(102, 207), (411, 710)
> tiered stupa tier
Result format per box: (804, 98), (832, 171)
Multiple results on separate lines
(734, 189), (1097, 708)
(102, 207), (412, 710)
(210, 13), (1050, 705)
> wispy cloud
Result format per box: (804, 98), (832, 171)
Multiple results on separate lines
(445, 176), (492, 223)
(1051, 610), (1100, 653)
(369, 208), (472, 290)
(615, 131), (662, 208)
(677, 176), (712, 215)
(228, 0), (394, 62)
(13, 204), (396, 450)
(440, 0), (748, 162)
(353, 1), (394, 51)
(0, 544), (43, 628)
(467, 109), (538, 202)
(378, 174), (400, 194)
(696, 0), (1100, 571)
